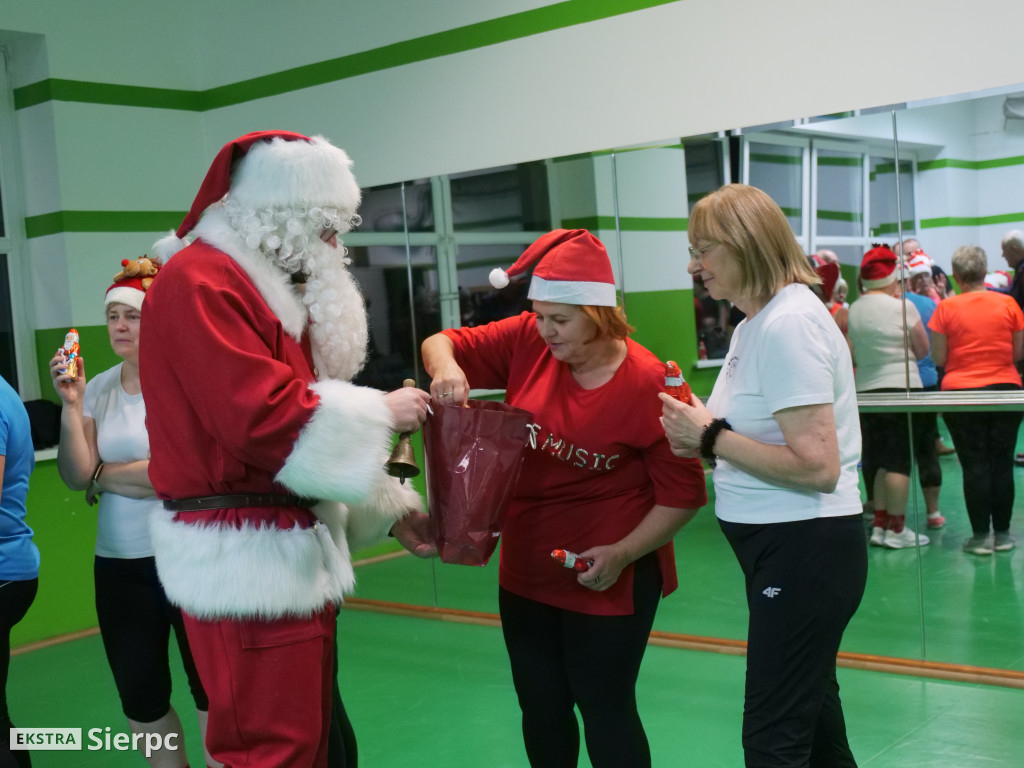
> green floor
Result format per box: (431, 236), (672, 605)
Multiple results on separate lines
(7, 609), (1023, 767)
(8, 425), (1024, 765)
(350, 450), (1024, 672)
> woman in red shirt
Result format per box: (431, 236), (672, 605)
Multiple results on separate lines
(422, 229), (707, 768)
(929, 245), (1024, 555)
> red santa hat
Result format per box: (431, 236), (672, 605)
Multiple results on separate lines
(814, 262), (840, 303)
(105, 257), (160, 311)
(860, 245), (901, 289)
(488, 229), (617, 306)
(985, 270), (1011, 289)
(152, 130), (361, 261)
(906, 249), (934, 277)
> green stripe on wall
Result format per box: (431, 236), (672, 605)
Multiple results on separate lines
(24, 211), (185, 239)
(818, 156), (861, 167)
(750, 153), (801, 166)
(917, 155), (1024, 172)
(14, 0), (681, 110)
(921, 213), (1024, 228)
(560, 216), (688, 231)
(873, 221), (916, 235)
(871, 162), (912, 175)
(14, 80), (203, 111)
(817, 209), (862, 223)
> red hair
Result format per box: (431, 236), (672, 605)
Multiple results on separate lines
(580, 304), (633, 340)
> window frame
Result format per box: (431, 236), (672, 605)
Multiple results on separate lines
(0, 47), (38, 396)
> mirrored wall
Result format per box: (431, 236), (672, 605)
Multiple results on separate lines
(342, 81), (1024, 676)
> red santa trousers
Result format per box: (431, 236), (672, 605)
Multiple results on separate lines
(182, 605), (336, 768)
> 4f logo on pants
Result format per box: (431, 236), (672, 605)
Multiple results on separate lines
(762, 587), (781, 598)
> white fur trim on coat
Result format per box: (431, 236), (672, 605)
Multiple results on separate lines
(276, 378), (394, 504)
(151, 230), (188, 263)
(344, 471), (424, 552)
(150, 508), (354, 619)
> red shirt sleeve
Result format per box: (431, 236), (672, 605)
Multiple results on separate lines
(442, 312), (536, 390)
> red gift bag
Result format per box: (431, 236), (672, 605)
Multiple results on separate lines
(423, 399), (533, 566)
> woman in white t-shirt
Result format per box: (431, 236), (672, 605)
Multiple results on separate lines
(847, 246), (931, 550)
(661, 184), (866, 768)
(49, 260), (216, 768)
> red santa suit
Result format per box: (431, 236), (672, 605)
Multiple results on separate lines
(141, 205), (419, 766)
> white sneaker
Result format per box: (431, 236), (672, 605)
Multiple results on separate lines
(994, 533), (1016, 552)
(869, 526), (885, 546)
(963, 535), (994, 555)
(883, 527), (930, 549)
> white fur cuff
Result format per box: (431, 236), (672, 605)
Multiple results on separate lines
(345, 473), (425, 552)
(276, 379), (393, 503)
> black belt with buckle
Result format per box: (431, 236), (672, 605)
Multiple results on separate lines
(163, 493), (320, 512)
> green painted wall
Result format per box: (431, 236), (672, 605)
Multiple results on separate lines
(13, 461), (99, 646)
(624, 287), (717, 398)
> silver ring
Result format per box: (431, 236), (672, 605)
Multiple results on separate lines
(444, 391), (453, 399)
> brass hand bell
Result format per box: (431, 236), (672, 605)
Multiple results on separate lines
(385, 378), (421, 484)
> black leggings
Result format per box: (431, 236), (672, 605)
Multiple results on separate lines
(94, 557), (208, 722)
(327, 625), (358, 767)
(721, 515), (866, 768)
(943, 384), (1023, 534)
(498, 552), (662, 768)
(1, 578), (37, 768)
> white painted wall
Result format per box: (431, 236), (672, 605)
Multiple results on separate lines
(5, 0), (1024, 393)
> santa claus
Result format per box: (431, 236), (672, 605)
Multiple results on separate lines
(140, 131), (433, 767)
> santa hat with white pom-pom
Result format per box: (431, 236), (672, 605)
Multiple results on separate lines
(489, 229), (617, 306)
(151, 130), (361, 263)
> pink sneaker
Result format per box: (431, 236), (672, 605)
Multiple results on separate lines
(927, 512), (946, 529)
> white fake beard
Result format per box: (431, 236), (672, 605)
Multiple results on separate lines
(302, 238), (369, 382)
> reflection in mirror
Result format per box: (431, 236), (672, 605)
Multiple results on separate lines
(347, 165), (560, 608)
(454, 243), (531, 327)
(748, 141), (803, 235)
(890, 85), (1024, 669)
(349, 243), (440, 390)
(602, 132), (932, 665)
(691, 130), (910, 359)
(816, 147), (863, 239)
(356, 178), (434, 233)
(450, 162), (552, 232)
(349, 85), (1024, 682)
(683, 138), (727, 210)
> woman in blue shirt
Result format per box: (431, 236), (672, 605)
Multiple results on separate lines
(0, 374), (40, 768)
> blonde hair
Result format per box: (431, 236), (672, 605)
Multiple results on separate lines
(689, 184), (818, 299)
(580, 304), (633, 341)
(951, 245), (987, 285)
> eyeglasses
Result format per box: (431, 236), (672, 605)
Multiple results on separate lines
(688, 242), (718, 261)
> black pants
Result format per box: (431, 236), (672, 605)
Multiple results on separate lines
(499, 552), (662, 768)
(860, 406), (941, 504)
(721, 515), (866, 768)
(1, 578), (37, 768)
(94, 557), (208, 722)
(327, 624), (358, 767)
(943, 384), (1023, 535)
